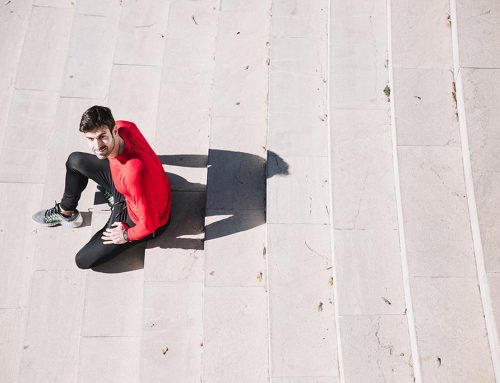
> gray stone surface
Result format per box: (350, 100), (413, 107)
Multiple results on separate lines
(0, 89), (58, 183)
(267, 155), (329, 224)
(461, 68), (500, 272)
(0, 0), (32, 77)
(334, 229), (406, 315)
(113, 0), (170, 66)
(141, 281), (203, 383)
(398, 146), (477, 277)
(212, 9), (270, 118)
(0, 183), (42, 308)
(203, 286), (269, 383)
(272, 0), (328, 39)
(61, 13), (119, 99)
(19, 270), (85, 383)
(3, 0), (500, 381)
(267, 223), (338, 378)
(210, 115), (267, 156)
(455, 0), (500, 68)
(331, 109), (397, 230)
(78, 336), (141, 383)
(15, 6), (74, 91)
(391, 0), (453, 69)
(81, 268), (144, 337)
(161, 0), (217, 85)
(393, 68), (460, 146)
(489, 272), (500, 346)
(339, 315), (414, 383)
(156, 81), (211, 155)
(205, 210), (266, 287)
(273, 378), (339, 383)
(411, 277), (495, 382)
(0, 308), (24, 383)
(330, 0), (389, 109)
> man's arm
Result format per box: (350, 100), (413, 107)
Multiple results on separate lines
(123, 163), (160, 241)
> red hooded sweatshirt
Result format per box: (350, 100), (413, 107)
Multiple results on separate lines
(109, 120), (171, 241)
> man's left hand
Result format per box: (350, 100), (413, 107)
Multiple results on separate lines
(102, 222), (128, 245)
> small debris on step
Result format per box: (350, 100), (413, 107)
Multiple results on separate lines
(209, 271), (215, 276)
(262, 246), (267, 258)
(383, 84), (391, 101)
(328, 277), (334, 286)
(5, 0), (11, 5)
(200, 342), (203, 347)
(317, 302), (324, 312)
(244, 65), (250, 70)
(192, 15), (198, 25)
(162, 347), (169, 355)
(266, 57), (270, 66)
(382, 297), (392, 305)
(437, 357), (442, 367)
(414, 95), (421, 100)
(236, 31), (240, 35)
(257, 272), (263, 282)
(235, 102), (240, 105)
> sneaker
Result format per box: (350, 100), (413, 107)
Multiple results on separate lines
(32, 202), (83, 228)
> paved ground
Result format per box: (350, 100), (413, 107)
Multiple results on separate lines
(1, 0), (500, 382)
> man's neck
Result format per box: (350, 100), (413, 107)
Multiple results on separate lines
(108, 135), (124, 158)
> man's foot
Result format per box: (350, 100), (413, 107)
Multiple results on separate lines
(32, 202), (83, 228)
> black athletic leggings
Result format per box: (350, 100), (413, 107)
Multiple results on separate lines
(61, 152), (168, 269)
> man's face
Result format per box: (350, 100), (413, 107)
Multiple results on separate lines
(84, 126), (117, 159)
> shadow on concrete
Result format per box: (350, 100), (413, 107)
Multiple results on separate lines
(150, 149), (289, 248)
(94, 149), (289, 273)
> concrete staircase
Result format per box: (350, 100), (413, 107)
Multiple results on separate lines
(1, 0), (500, 382)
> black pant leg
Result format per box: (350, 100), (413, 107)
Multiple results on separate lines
(74, 225), (140, 269)
(60, 152), (116, 211)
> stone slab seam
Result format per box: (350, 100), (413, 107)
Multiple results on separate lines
(449, 0), (500, 379)
(326, 0), (345, 380)
(386, 0), (422, 381)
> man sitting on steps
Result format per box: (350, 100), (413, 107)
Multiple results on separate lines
(32, 105), (172, 269)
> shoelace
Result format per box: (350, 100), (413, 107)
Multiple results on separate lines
(44, 202), (60, 218)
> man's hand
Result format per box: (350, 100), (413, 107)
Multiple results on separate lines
(102, 222), (128, 245)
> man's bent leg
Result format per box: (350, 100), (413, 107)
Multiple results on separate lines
(60, 152), (114, 211)
(75, 225), (139, 269)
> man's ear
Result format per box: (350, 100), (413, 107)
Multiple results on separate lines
(113, 125), (118, 136)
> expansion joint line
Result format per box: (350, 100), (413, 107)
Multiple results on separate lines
(449, 0), (500, 379)
(326, 0), (346, 382)
(265, 1), (273, 382)
(385, 0), (423, 381)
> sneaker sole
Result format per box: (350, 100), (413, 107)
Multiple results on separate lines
(32, 213), (83, 228)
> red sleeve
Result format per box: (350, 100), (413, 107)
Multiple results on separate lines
(125, 162), (160, 241)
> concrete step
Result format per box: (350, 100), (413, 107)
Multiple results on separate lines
(2, 0), (500, 382)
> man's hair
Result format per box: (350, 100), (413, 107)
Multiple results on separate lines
(79, 106), (115, 133)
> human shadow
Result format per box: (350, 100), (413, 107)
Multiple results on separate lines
(93, 149), (289, 273)
(147, 149), (289, 250)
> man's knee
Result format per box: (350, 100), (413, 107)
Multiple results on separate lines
(75, 253), (92, 269)
(66, 152), (87, 172)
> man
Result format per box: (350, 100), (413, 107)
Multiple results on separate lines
(32, 106), (171, 269)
